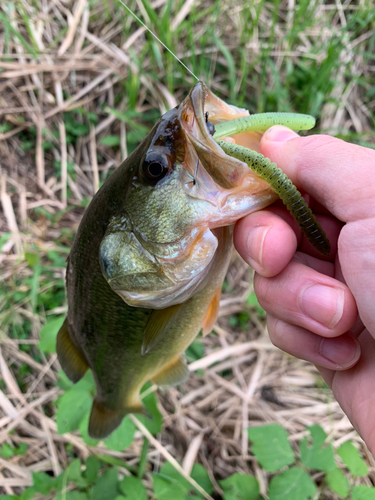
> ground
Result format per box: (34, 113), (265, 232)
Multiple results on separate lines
(1, 0), (375, 498)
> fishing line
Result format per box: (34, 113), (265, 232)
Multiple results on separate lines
(117, 0), (199, 81)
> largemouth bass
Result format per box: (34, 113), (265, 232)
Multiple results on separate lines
(57, 82), (320, 439)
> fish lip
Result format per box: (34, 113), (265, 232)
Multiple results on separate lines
(181, 82), (250, 190)
(189, 81), (217, 151)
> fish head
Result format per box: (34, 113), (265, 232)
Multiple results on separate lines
(100, 82), (277, 308)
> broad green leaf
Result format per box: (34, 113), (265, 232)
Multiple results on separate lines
(159, 461), (191, 490)
(100, 135), (121, 146)
(299, 426), (335, 471)
(15, 443), (28, 455)
(186, 341), (204, 361)
(0, 443), (14, 458)
(104, 415), (135, 451)
(191, 463), (213, 495)
(269, 467), (316, 500)
(248, 424), (295, 472)
(337, 441), (368, 476)
(25, 252), (40, 267)
(119, 476), (147, 500)
(67, 458), (88, 488)
(84, 456), (101, 485)
(74, 370), (96, 393)
(219, 473), (260, 500)
(153, 462), (191, 500)
(89, 468), (119, 500)
(152, 475), (187, 500)
(56, 389), (92, 434)
(79, 413), (99, 446)
(38, 316), (65, 353)
(352, 485), (375, 500)
(136, 384), (163, 434)
(326, 468), (349, 498)
(154, 462), (213, 499)
(307, 424), (327, 447)
(32, 472), (56, 494)
(57, 369), (75, 391)
(20, 487), (38, 500)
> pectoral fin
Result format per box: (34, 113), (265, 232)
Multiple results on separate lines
(56, 319), (89, 383)
(201, 287), (221, 336)
(88, 398), (147, 439)
(151, 355), (189, 386)
(142, 303), (183, 355)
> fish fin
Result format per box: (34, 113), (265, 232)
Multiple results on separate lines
(56, 318), (89, 383)
(151, 355), (189, 387)
(201, 287), (221, 336)
(88, 399), (146, 439)
(142, 303), (183, 355)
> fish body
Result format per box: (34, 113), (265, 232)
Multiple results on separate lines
(57, 83), (280, 438)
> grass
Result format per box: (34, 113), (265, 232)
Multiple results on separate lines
(0, 0), (375, 498)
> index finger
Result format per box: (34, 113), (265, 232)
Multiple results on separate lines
(260, 126), (375, 223)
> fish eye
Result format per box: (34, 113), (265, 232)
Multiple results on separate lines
(205, 111), (215, 136)
(142, 152), (169, 184)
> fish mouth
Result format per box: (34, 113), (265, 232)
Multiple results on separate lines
(181, 81), (249, 189)
(179, 82), (278, 227)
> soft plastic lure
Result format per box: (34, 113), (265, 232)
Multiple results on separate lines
(214, 114), (331, 256)
(213, 112), (315, 139)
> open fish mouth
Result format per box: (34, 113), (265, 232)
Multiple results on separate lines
(179, 81), (278, 226)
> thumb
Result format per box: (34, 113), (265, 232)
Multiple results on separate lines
(260, 125), (375, 223)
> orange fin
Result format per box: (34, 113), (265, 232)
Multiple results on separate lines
(56, 319), (89, 383)
(142, 303), (183, 355)
(151, 355), (189, 387)
(88, 399), (146, 439)
(201, 287), (221, 336)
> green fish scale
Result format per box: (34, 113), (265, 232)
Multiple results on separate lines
(216, 140), (331, 256)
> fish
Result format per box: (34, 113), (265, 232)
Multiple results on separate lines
(57, 82), (316, 439)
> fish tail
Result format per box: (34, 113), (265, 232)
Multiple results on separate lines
(56, 318), (89, 383)
(88, 398), (147, 439)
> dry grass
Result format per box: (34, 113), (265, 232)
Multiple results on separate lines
(1, 0), (375, 497)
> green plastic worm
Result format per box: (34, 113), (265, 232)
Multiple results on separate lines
(217, 140), (331, 256)
(213, 113), (315, 139)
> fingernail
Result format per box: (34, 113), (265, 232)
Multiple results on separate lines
(264, 125), (299, 142)
(300, 285), (344, 329)
(319, 335), (360, 368)
(246, 226), (270, 270)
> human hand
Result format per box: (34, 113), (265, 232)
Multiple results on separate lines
(234, 125), (375, 453)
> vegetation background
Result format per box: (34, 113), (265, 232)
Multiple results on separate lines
(0, 0), (375, 498)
